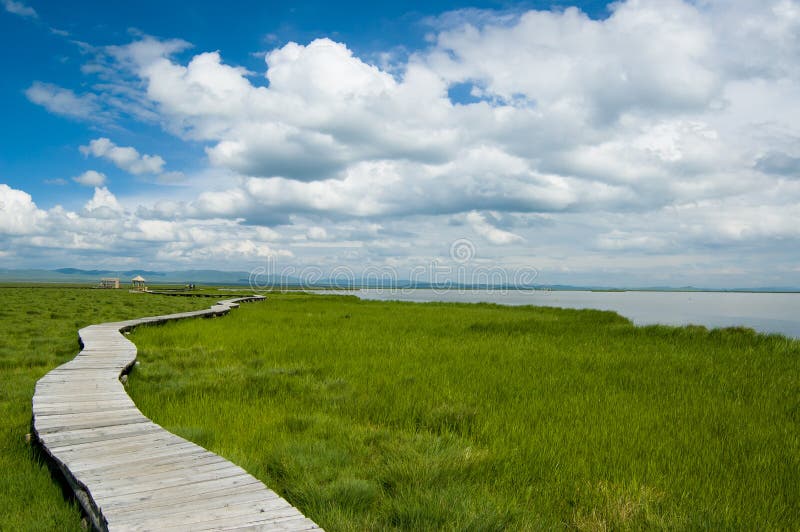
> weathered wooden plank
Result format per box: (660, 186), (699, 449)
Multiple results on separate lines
(34, 405), (134, 418)
(33, 404), (140, 417)
(64, 441), (206, 473)
(65, 442), (203, 470)
(105, 496), (286, 530)
(35, 416), (150, 435)
(79, 465), (246, 500)
(102, 482), (280, 522)
(215, 515), (321, 531)
(37, 421), (165, 447)
(34, 400), (135, 414)
(35, 383), (122, 393)
(35, 413), (149, 433)
(99, 479), (268, 515)
(34, 393), (131, 402)
(49, 430), (180, 454)
(159, 509), (319, 532)
(89, 471), (257, 502)
(96, 473), (264, 505)
(48, 431), (184, 457)
(105, 493), (280, 528)
(115, 497), (298, 531)
(80, 454), (231, 485)
(34, 408), (143, 422)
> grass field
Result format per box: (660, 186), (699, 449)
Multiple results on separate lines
(125, 293), (800, 530)
(0, 286), (207, 530)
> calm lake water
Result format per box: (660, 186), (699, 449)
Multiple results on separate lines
(346, 289), (800, 339)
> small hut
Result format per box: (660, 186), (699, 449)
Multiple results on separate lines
(99, 277), (120, 289)
(131, 275), (146, 291)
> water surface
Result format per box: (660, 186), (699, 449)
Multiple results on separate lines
(348, 289), (800, 339)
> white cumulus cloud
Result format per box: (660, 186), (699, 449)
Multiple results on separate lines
(0, 184), (47, 234)
(25, 82), (101, 121)
(80, 138), (165, 175)
(467, 211), (524, 245)
(85, 186), (120, 209)
(2, 0), (37, 18)
(73, 170), (107, 187)
(87, 0), (797, 229)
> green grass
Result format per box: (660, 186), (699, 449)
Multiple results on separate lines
(0, 286), (209, 530)
(126, 293), (800, 530)
(2, 287), (796, 529)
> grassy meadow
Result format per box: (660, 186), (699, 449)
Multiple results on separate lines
(125, 292), (800, 530)
(0, 286), (208, 530)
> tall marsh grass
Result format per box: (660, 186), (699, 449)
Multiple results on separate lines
(129, 293), (800, 530)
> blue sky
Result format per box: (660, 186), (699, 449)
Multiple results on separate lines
(1, 0), (799, 288)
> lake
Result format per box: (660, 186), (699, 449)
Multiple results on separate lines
(346, 289), (800, 339)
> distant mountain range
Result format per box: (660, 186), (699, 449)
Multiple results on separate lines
(0, 268), (255, 285)
(0, 268), (797, 292)
(54, 268), (167, 277)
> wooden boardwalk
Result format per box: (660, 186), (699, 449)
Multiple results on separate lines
(32, 297), (322, 531)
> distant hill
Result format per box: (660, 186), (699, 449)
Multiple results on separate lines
(54, 268), (166, 277)
(0, 268), (797, 292)
(0, 268), (253, 285)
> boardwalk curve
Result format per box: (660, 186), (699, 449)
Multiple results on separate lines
(32, 296), (322, 531)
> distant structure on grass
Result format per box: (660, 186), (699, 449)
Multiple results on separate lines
(131, 275), (147, 291)
(98, 277), (120, 289)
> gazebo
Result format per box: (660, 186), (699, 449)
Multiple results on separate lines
(98, 277), (120, 289)
(131, 275), (146, 291)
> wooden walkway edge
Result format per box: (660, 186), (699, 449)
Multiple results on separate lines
(32, 296), (322, 531)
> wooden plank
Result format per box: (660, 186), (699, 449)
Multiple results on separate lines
(103, 489), (278, 526)
(89, 471), (256, 501)
(48, 431), (184, 456)
(80, 454), (231, 485)
(93, 470), (258, 506)
(34, 413), (149, 433)
(64, 441), (206, 473)
(63, 443), (204, 472)
(96, 472), (264, 505)
(34, 404), (134, 416)
(49, 430), (179, 454)
(85, 458), (244, 488)
(34, 402), (136, 417)
(216, 515), (321, 531)
(99, 479), (268, 514)
(80, 466), (246, 501)
(114, 497), (299, 530)
(107, 492), (290, 528)
(37, 422), (165, 447)
(33, 403), (139, 416)
(34, 407), (143, 422)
